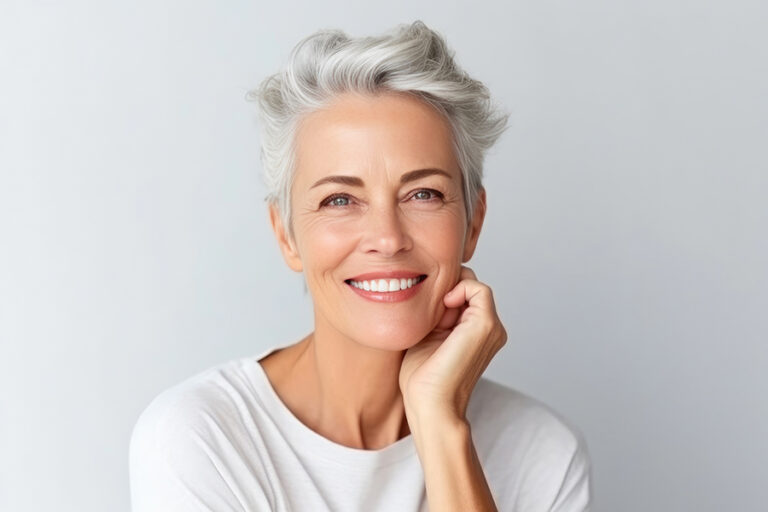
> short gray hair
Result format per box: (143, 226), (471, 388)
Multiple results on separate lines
(247, 20), (510, 241)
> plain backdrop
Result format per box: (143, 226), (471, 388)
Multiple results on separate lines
(1, 1), (766, 510)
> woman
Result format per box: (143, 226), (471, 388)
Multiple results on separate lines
(129, 20), (592, 511)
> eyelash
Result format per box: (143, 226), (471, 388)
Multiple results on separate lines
(320, 188), (445, 209)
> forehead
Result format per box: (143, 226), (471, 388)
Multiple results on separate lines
(292, 91), (459, 185)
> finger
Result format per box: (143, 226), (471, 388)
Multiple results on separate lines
(459, 265), (477, 281)
(443, 265), (477, 307)
(435, 303), (461, 331)
(443, 275), (495, 312)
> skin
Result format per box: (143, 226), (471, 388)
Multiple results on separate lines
(265, 90), (507, 508)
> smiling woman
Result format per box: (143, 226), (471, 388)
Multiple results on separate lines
(129, 20), (592, 512)
(272, 90), (479, 350)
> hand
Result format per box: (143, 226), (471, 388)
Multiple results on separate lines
(399, 266), (507, 423)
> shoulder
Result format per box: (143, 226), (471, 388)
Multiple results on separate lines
(468, 377), (593, 510)
(469, 376), (588, 452)
(130, 357), (257, 449)
(129, 358), (274, 510)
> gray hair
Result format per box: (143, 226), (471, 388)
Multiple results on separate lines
(247, 20), (510, 242)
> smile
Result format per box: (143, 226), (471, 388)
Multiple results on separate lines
(346, 275), (426, 292)
(344, 275), (428, 303)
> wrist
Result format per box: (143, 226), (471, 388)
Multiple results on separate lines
(405, 404), (469, 443)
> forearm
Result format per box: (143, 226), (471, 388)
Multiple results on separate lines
(408, 411), (498, 512)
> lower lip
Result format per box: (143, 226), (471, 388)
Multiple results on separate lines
(345, 277), (427, 303)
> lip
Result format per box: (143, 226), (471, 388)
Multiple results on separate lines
(346, 270), (425, 281)
(344, 275), (428, 303)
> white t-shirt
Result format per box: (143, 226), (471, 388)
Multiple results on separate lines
(129, 343), (592, 511)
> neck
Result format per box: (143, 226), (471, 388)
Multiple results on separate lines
(291, 321), (411, 450)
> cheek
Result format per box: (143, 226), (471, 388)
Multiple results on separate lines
(296, 220), (356, 277)
(412, 215), (466, 293)
(413, 212), (465, 259)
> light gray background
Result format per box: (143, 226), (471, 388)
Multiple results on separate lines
(1, 1), (766, 510)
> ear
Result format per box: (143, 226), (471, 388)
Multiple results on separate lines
(268, 203), (303, 272)
(462, 187), (487, 263)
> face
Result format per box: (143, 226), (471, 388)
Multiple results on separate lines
(269, 91), (486, 351)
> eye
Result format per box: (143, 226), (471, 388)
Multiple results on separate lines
(319, 189), (444, 209)
(320, 193), (353, 208)
(411, 189), (444, 201)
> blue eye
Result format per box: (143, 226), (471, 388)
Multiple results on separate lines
(329, 195), (350, 207)
(319, 189), (444, 209)
(320, 194), (352, 208)
(412, 189), (443, 201)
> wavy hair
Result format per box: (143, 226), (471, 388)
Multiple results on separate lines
(247, 20), (510, 242)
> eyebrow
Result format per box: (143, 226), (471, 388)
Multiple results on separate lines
(309, 168), (453, 190)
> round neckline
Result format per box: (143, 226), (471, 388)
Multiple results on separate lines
(243, 345), (417, 468)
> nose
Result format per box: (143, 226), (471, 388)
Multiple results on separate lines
(359, 202), (413, 257)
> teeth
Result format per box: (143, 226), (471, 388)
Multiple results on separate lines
(349, 275), (424, 292)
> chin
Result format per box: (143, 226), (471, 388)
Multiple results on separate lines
(350, 321), (436, 352)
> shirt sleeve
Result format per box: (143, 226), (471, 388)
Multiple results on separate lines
(128, 395), (270, 512)
(548, 431), (593, 512)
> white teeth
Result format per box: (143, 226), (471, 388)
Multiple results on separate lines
(348, 275), (424, 292)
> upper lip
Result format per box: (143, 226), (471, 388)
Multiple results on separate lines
(346, 271), (427, 282)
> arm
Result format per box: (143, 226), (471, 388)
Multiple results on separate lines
(399, 266), (507, 511)
(408, 409), (498, 512)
